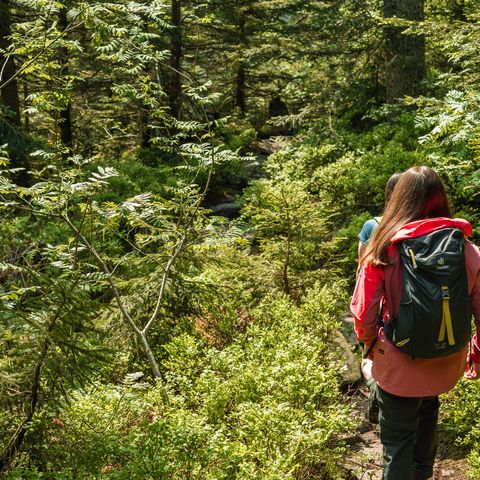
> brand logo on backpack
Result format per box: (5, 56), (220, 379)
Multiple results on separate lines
(437, 257), (449, 270)
(384, 227), (472, 358)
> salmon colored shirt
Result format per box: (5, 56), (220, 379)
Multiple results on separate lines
(351, 217), (480, 397)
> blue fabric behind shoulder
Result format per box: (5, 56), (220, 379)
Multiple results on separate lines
(358, 218), (379, 245)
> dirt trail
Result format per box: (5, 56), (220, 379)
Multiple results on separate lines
(344, 386), (383, 480)
(345, 386), (471, 480)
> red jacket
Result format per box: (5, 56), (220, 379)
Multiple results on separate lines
(351, 217), (480, 397)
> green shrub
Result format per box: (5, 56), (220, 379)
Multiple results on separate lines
(217, 118), (257, 153)
(310, 144), (421, 224)
(11, 282), (355, 479)
(319, 212), (373, 283)
(240, 178), (329, 296)
(440, 379), (480, 478)
(264, 144), (339, 184)
(94, 158), (176, 203)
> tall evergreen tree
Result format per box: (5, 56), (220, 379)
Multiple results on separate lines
(57, 3), (73, 155)
(384, 0), (425, 102)
(168, 0), (182, 120)
(0, 0), (20, 125)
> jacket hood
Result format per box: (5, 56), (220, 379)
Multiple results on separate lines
(391, 217), (472, 244)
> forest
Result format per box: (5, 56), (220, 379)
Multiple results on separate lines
(1, 0), (480, 478)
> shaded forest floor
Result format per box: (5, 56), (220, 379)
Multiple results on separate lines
(345, 386), (470, 480)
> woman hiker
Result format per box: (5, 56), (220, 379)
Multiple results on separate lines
(357, 172), (403, 423)
(351, 166), (480, 480)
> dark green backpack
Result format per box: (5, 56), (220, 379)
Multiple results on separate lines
(384, 227), (471, 358)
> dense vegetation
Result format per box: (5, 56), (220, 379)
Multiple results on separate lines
(1, 0), (480, 478)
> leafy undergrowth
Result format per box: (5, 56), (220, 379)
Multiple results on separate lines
(439, 379), (480, 479)
(6, 282), (357, 480)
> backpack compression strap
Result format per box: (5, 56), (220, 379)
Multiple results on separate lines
(438, 286), (455, 346)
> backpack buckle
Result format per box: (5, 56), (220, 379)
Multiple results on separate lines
(441, 286), (450, 299)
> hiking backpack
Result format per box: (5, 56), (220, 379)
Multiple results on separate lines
(384, 227), (472, 358)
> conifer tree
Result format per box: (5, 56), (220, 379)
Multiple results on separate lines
(0, 0), (20, 125)
(384, 0), (426, 102)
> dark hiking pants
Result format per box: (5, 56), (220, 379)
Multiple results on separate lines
(377, 386), (439, 480)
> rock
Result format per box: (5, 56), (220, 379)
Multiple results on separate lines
(210, 201), (241, 218)
(332, 330), (362, 385)
(341, 313), (358, 344)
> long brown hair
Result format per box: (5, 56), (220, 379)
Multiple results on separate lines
(384, 172), (403, 205)
(362, 166), (452, 266)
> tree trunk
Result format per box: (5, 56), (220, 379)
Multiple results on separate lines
(23, 80), (30, 132)
(0, 0), (29, 185)
(283, 230), (291, 296)
(137, 18), (154, 151)
(0, 0), (20, 125)
(234, 12), (247, 115)
(58, 5), (73, 155)
(140, 106), (151, 149)
(384, 0), (425, 103)
(450, 0), (466, 21)
(235, 64), (246, 114)
(168, 0), (182, 120)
